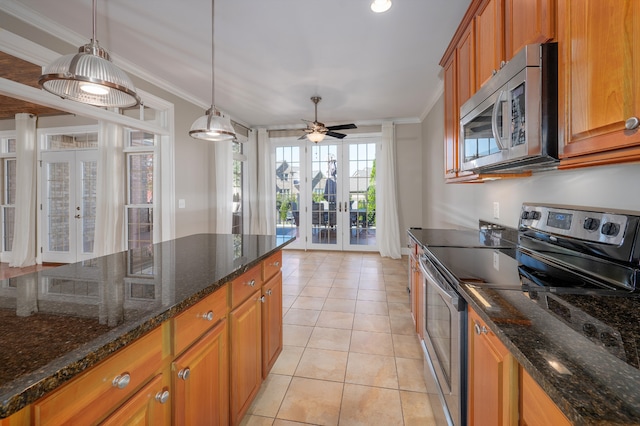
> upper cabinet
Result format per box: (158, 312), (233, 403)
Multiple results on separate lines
(504, 0), (555, 60)
(440, 0), (554, 182)
(557, 0), (640, 168)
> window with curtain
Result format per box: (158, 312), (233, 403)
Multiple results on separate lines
(1, 137), (16, 252)
(125, 130), (155, 250)
(232, 140), (245, 235)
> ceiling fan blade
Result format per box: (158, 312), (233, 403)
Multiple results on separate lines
(298, 134), (309, 140)
(326, 131), (347, 139)
(327, 123), (357, 131)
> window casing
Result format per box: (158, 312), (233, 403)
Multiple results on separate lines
(125, 130), (156, 249)
(1, 137), (16, 253)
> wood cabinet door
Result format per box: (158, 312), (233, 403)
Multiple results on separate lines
(444, 56), (459, 178)
(468, 308), (517, 426)
(457, 24), (476, 106)
(520, 367), (571, 426)
(262, 271), (283, 379)
(475, 0), (504, 88)
(504, 0), (555, 60)
(230, 290), (263, 426)
(172, 320), (229, 426)
(558, 0), (640, 166)
(100, 373), (170, 426)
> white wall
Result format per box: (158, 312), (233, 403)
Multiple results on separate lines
(421, 94), (640, 229)
(395, 122), (424, 241)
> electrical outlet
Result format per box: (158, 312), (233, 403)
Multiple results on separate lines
(493, 251), (500, 271)
(178, 199), (186, 209)
(493, 202), (500, 219)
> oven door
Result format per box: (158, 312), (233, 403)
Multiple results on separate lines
(419, 254), (467, 426)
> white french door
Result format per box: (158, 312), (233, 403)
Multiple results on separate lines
(41, 150), (97, 263)
(275, 137), (378, 252)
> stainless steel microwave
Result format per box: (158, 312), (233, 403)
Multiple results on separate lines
(459, 43), (558, 173)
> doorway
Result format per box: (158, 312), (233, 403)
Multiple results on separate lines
(275, 137), (378, 252)
(41, 150), (97, 263)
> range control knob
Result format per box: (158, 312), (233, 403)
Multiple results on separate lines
(601, 222), (620, 237)
(583, 217), (600, 231)
(521, 211), (530, 220)
(530, 211), (541, 220)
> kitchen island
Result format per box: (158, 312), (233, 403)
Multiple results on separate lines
(0, 233), (294, 424)
(409, 229), (640, 425)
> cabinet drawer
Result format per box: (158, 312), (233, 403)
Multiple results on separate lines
(231, 265), (263, 308)
(34, 325), (164, 426)
(262, 251), (282, 281)
(173, 285), (228, 355)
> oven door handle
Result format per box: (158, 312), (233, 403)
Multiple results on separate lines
(419, 257), (463, 311)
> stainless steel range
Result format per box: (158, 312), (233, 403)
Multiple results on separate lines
(416, 203), (640, 426)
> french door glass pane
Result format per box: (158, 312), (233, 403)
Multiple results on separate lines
(275, 146), (300, 238)
(128, 154), (154, 204)
(47, 162), (70, 252)
(311, 144), (338, 245)
(128, 208), (153, 249)
(3, 207), (14, 251)
(6, 159), (16, 204)
(348, 143), (376, 246)
(82, 160), (97, 253)
(232, 159), (243, 234)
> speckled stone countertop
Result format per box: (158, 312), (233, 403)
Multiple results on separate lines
(0, 233), (294, 419)
(409, 229), (640, 425)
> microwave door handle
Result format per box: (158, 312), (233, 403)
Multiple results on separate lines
(491, 90), (507, 151)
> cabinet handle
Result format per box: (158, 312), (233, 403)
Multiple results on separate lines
(272, 261), (280, 267)
(474, 322), (488, 335)
(155, 389), (170, 404)
(202, 310), (214, 321)
(248, 279), (256, 287)
(625, 117), (640, 130)
(112, 373), (131, 389)
(178, 368), (191, 380)
(266, 289), (273, 296)
(260, 295), (266, 303)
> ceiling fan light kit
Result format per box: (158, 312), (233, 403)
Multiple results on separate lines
(300, 96), (357, 143)
(371, 0), (392, 13)
(38, 0), (140, 108)
(189, 0), (236, 142)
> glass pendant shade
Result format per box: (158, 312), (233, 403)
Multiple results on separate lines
(307, 131), (326, 143)
(39, 39), (140, 108)
(371, 0), (392, 13)
(189, 106), (236, 141)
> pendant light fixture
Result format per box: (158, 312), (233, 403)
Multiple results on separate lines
(371, 0), (392, 13)
(189, 0), (236, 141)
(38, 0), (140, 108)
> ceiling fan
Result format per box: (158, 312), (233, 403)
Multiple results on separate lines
(299, 96), (357, 143)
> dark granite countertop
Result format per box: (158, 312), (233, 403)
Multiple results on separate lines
(0, 233), (294, 419)
(408, 229), (640, 425)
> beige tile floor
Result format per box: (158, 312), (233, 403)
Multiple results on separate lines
(240, 250), (441, 426)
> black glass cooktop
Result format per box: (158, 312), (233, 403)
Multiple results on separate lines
(409, 228), (516, 248)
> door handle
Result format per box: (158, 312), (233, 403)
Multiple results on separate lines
(74, 214), (81, 219)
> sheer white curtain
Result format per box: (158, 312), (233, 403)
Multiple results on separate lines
(247, 130), (261, 234)
(10, 113), (37, 267)
(377, 122), (402, 259)
(254, 129), (275, 235)
(93, 121), (125, 257)
(213, 141), (233, 233)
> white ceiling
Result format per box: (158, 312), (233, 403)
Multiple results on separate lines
(6, 0), (470, 129)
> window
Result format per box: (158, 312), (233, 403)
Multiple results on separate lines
(1, 137), (16, 252)
(125, 130), (156, 249)
(232, 140), (245, 234)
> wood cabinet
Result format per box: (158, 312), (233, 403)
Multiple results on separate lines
(475, 0), (504, 88)
(519, 367), (571, 426)
(100, 373), (170, 426)
(468, 307), (518, 426)
(230, 288), (263, 426)
(408, 238), (424, 338)
(441, 0), (554, 182)
(262, 271), (283, 378)
(505, 0), (554, 60)
(173, 320), (229, 426)
(557, 0), (640, 168)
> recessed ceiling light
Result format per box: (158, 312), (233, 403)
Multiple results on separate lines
(371, 0), (392, 13)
